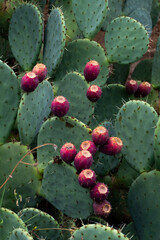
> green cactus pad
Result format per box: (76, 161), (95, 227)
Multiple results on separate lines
(0, 60), (20, 145)
(43, 7), (66, 77)
(54, 39), (109, 87)
(107, 63), (130, 85)
(72, 0), (108, 39)
(151, 35), (160, 88)
(129, 8), (152, 37)
(18, 208), (61, 240)
(54, 0), (82, 41)
(124, 0), (152, 15)
(115, 100), (158, 173)
(92, 84), (130, 123)
(9, 228), (33, 240)
(9, 3), (43, 71)
(57, 72), (93, 124)
(105, 16), (149, 64)
(37, 116), (92, 170)
(151, 0), (160, 27)
(17, 80), (53, 145)
(132, 59), (153, 82)
(122, 223), (138, 240)
(70, 224), (130, 240)
(128, 170), (160, 240)
(0, 208), (27, 239)
(102, 0), (122, 31)
(154, 118), (160, 169)
(0, 142), (40, 211)
(42, 161), (93, 219)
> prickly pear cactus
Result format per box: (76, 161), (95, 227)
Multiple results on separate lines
(9, 228), (33, 240)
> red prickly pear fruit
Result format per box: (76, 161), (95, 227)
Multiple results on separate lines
(60, 142), (77, 163)
(90, 182), (109, 202)
(93, 200), (112, 217)
(84, 60), (100, 82)
(51, 96), (69, 117)
(92, 126), (109, 145)
(125, 80), (138, 94)
(99, 137), (123, 155)
(80, 140), (97, 155)
(74, 150), (93, 172)
(134, 81), (151, 98)
(78, 169), (96, 188)
(32, 63), (47, 82)
(87, 85), (102, 102)
(21, 72), (39, 92)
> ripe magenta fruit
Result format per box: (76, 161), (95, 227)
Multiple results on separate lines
(74, 150), (93, 172)
(51, 96), (69, 117)
(78, 169), (96, 188)
(80, 140), (97, 155)
(125, 80), (138, 94)
(93, 200), (112, 217)
(92, 126), (109, 145)
(60, 142), (77, 163)
(21, 72), (39, 92)
(90, 182), (109, 202)
(84, 60), (100, 82)
(99, 137), (123, 155)
(87, 85), (102, 102)
(32, 63), (47, 82)
(134, 82), (151, 97)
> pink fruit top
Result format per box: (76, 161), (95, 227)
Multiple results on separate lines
(90, 182), (109, 202)
(125, 80), (138, 94)
(84, 60), (100, 82)
(80, 140), (97, 155)
(99, 137), (123, 155)
(74, 150), (93, 172)
(87, 85), (102, 102)
(92, 126), (109, 145)
(60, 142), (77, 163)
(78, 169), (96, 188)
(32, 63), (47, 82)
(93, 200), (112, 217)
(134, 81), (151, 98)
(51, 96), (69, 117)
(21, 72), (39, 92)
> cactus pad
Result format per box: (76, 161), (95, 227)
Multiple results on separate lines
(42, 161), (93, 219)
(9, 228), (33, 240)
(115, 100), (158, 172)
(43, 7), (66, 76)
(124, 0), (152, 15)
(9, 3), (43, 71)
(132, 59), (153, 82)
(151, 35), (160, 88)
(17, 80), (53, 145)
(105, 16), (149, 64)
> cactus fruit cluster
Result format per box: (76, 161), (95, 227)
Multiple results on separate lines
(1, 0), (160, 239)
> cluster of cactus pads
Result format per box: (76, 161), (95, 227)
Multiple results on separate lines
(1, 0), (160, 239)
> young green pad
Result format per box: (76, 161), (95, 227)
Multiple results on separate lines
(43, 7), (66, 77)
(37, 116), (92, 170)
(0, 60), (20, 145)
(54, 0), (82, 41)
(0, 208), (27, 240)
(57, 72), (93, 124)
(70, 224), (130, 240)
(18, 208), (61, 240)
(128, 170), (160, 240)
(115, 100), (158, 173)
(41, 161), (93, 219)
(93, 84), (130, 123)
(9, 228), (33, 240)
(17, 80), (53, 145)
(105, 16), (149, 64)
(54, 39), (109, 87)
(0, 142), (40, 211)
(9, 3), (43, 71)
(72, 0), (108, 39)
(123, 0), (152, 15)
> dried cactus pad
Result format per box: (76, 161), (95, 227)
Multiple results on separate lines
(0, 60), (20, 145)
(0, 208), (27, 239)
(9, 228), (33, 240)
(9, 3), (43, 71)
(105, 16), (149, 64)
(72, 0), (108, 39)
(70, 224), (130, 240)
(42, 161), (93, 219)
